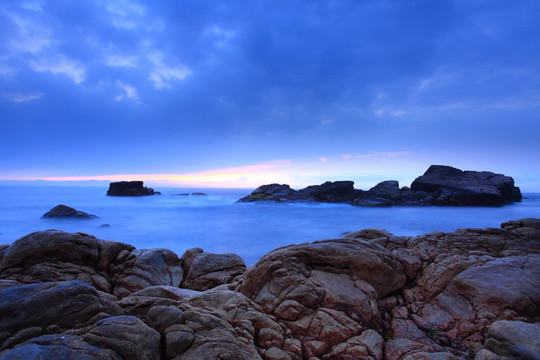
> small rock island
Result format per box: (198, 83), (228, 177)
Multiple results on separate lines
(238, 165), (522, 206)
(107, 181), (157, 196)
(41, 204), (97, 219)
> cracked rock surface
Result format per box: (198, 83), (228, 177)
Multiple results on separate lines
(0, 218), (539, 359)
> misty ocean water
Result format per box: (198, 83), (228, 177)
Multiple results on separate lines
(1, 185), (539, 265)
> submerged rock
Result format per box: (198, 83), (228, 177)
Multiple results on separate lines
(0, 219), (538, 359)
(106, 181), (156, 196)
(41, 204), (97, 219)
(191, 192), (208, 196)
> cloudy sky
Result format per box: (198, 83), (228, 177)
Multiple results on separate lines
(1, 0), (539, 190)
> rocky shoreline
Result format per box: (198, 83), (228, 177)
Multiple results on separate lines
(1, 219), (539, 359)
(238, 165), (522, 206)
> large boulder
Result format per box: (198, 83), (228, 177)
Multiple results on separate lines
(182, 289), (288, 359)
(410, 165), (522, 206)
(480, 320), (540, 360)
(78, 315), (161, 360)
(182, 250), (246, 291)
(377, 219), (540, 358)
(106, 181), (156, 196)
(112, 248), (184, 298)
(0, 230), (134, 293)
(0, 230), (183, 298)
(238, 237), (407, 359)
(0, 280), (123, 350)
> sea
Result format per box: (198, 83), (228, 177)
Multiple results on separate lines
(1, 184), (539, 266)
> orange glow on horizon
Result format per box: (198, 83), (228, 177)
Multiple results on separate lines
(0, 160), (295, 188)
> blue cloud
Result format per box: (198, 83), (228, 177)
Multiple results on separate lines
(0, 0), (539, 185)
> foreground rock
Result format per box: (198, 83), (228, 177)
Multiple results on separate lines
(238, 165), (522, 206)
(107, 181), (156, 196)
(0, 219), (539, 359)
(180, 248), (246, 291)
(41, 204), (97, 219)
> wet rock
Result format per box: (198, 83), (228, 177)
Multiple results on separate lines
(42, 204), (98, 219)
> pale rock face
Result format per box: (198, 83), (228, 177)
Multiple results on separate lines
(0, 219), (539, 359)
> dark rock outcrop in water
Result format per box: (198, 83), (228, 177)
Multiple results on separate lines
(0, 218), (539, 359)
(238, 165), (522, 206)
(42, 204), (97, 219)
(107, 181), (156, 196)
(410, 165), (522, 205)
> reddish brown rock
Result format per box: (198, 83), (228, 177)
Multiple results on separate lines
(113, 248), (183, 298)
(182, 250), (246, 291)
(0, 219), (539, 359)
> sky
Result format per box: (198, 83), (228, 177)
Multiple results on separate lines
(1, 0), (539, 190)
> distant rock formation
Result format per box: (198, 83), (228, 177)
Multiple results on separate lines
(0, 219), (538, 359)
(190, 192), (208, 196)
(410, 165), (522, 206)
(238, 165), (522, 206)
(42, 204), (97, 219)
(174, 192), (208, 197)
(107, 181), (156, 196)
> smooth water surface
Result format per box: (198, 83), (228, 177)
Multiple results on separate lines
(1, 185), (539, 265)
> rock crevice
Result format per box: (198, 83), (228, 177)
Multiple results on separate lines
(0, 218), (539, 359)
